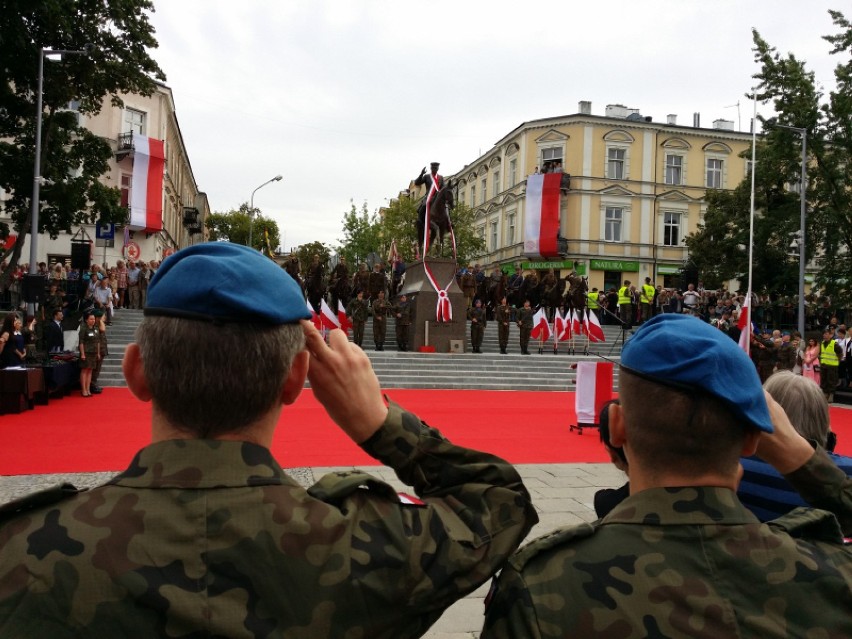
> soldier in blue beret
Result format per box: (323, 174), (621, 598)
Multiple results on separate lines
(0, 242), (537, 637)
(483, 313), (852, 638)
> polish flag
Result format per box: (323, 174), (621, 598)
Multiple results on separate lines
(523, 173), (562, 258)
(574, 361), (614, 423)
(306, 300), (321, 330)
(571, 309), (583, 337)
(129, 134), (165, 233)
(337, 300), (352, 333)
(530, 307), (552, 341)
(738, 294), (751, 354)
(554, 309), (571, 341)
(320, 299), (340, 331)
(585, 309), (606, 342)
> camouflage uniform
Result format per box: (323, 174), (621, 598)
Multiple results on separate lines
(394, 299), (412, 351)
(0, 402), (537, 638)
(468, 304), (487, 353)
(482, 449), (852, 638)
(346, 295), (369, 347)
(495, 302), (512, 354)
(371, 296), (391, 350)
(516, 306), (534, 355)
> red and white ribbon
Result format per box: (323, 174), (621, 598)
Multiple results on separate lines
(422, 176), (456, 321)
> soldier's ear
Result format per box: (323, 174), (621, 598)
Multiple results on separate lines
(123, 343), (152, 402)
(609, 403), (626, 448)
(281, 350), (309, 406)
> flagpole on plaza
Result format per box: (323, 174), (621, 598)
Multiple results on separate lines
(744, 89), (758, 354)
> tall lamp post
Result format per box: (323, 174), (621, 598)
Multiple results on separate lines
(248, 175), (283, 248)
(776, 124), (807, 337)
(28, 46), (91, 314)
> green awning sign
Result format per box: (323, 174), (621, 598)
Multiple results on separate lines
(520, 260), (586, 275)
(657, 264), (681, 274)
(590, 259), (640, 272)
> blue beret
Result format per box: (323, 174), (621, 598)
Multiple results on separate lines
(145, 242), (310, 325)
(621, 314), (773, 433)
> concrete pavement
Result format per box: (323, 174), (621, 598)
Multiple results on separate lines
(0, 462), (624, 638)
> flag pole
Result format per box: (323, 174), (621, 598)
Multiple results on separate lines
(745, 88), (758, 354)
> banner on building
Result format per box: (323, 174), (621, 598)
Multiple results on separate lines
(129, 134), (165, 233)
(523, 173), (562, 258)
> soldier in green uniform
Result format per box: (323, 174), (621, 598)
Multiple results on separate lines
(468, 298), (487, 353)
(482, 314), (852, 639)
(0, 243), (537, 638)
(495, 296), (512, 354)
(394, 293), (412, 351)
(346, 290), (368, 348)
(371, 289), (391, 351)
(516, 299), (534, 355)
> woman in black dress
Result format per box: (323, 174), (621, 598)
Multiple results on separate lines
(78, 312), (100, 397)
(0, 313), (25, 368)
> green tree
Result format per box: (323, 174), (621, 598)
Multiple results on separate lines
(292, 241), (333, 275)
(338, 200), (381, 266)
(206, 203), (280, 253)
(751, 10), (852, 304)
(0, 0), (166, 286)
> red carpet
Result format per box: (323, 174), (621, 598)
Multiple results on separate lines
(2, 389), (852, 476)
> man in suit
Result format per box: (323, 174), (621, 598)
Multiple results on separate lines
(45, 308), (64, 352)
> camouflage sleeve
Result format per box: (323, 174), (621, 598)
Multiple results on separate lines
(785, 447), (852, 536)
(358, 400), (538, 607)
(480, 566), (543, 638)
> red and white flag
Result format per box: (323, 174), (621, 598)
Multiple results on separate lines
(306, 300), (321, 330)
(585, 309), (606, 343)
(129, 134), (165, 233)
(571, 309), (583, 337)
(530, 307), (552, 341)
(574, 361), (614, 423)
(554, 309), (571, 341)
(319, 299), (340, 331)
(337, 300), (352, 333)
(523, 173), (562, 258)
(738, 293), (751, 354)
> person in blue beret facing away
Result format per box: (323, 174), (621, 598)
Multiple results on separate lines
(483, 313), (852, 639)
(0, 242), (537, 638)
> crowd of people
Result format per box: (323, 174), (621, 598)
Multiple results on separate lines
(0, 246), (849, 637)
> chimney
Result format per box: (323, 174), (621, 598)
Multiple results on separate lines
(693, 112), (701, 128)
(578, 100), (592, 115)
(667, 114), (677, 125)
(605, 104), (639, 119)
(713, 119), (735, 131)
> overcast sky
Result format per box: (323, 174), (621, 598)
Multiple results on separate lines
(147, 1), (842, 252)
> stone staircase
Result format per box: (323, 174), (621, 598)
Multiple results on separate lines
(97, 308), (628, 391)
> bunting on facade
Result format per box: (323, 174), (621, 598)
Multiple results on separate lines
(523, 173), (562, 258)
(129, 134), (165, 233)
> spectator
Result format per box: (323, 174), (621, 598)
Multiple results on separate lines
(739, 370), (852, 521)
(820, 327), (843, 402)
(0, 243), (536, 636)
(482, 314), (852, 638)
(593, 399), (628, 518)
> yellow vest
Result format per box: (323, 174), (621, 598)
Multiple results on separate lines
(641, 284), (655, 304)
(821, 340), (839, 367)
(587, 292), (599, 309)
(618, 286), (631, 305)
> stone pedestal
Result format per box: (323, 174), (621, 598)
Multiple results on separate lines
(398, 259), (466, 353)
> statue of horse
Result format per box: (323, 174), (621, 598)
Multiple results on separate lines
(416, 181), (455, 258)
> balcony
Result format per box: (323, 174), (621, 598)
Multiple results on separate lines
(116, 132), (134, 159)
(183, 206), (203, 235)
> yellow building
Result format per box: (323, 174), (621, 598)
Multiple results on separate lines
(450, 101), (753, 292)
(1, 82), (209, 268)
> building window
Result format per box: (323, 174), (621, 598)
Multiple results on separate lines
(123, 108), (146, 135)
(120, 174), (132, 208)
(492, 171), (500, 198)
(507, 212), (515, 245)
(541, 147), (563, 172)
(491, 220), (498, 251)
(509, 159), (517, 187)
(663, 212), (682, 246)
(605, 207), (623, 242)
(470, 185), (476, 207)
(706, 158), (723, 188)
(481, 178), (487, 203)
(665, 154), (683, 185)
(477, 226), (485, 243)
(607, 148), (626, 180)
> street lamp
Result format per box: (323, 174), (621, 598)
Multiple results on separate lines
(248, 174), (283, 248)
(28, 46), (91, 313)
(775, 124), (807, 337)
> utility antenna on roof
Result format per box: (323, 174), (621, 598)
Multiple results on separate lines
(724, 100), (741, 131)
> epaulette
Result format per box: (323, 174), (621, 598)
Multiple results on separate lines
(767, 506), (845, 544)
(308, 470), (415, 506)
(508, 521), (597, 570)
(0, 483), (81, 525)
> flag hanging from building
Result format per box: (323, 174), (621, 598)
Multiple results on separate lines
(523, 172), (562, 258)
(129, 134), (165, 233)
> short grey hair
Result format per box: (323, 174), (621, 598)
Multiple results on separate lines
(763, 371), (830, 447)
(136, 317), (304, 438)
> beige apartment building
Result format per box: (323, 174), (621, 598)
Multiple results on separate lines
(1, 81), (208, 269)
(446, 101), (753, 292)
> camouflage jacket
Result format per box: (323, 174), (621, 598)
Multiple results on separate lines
(0, 402), (537, 638)
(482, 449), (852, 639)
(346, 296), (368, 323)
